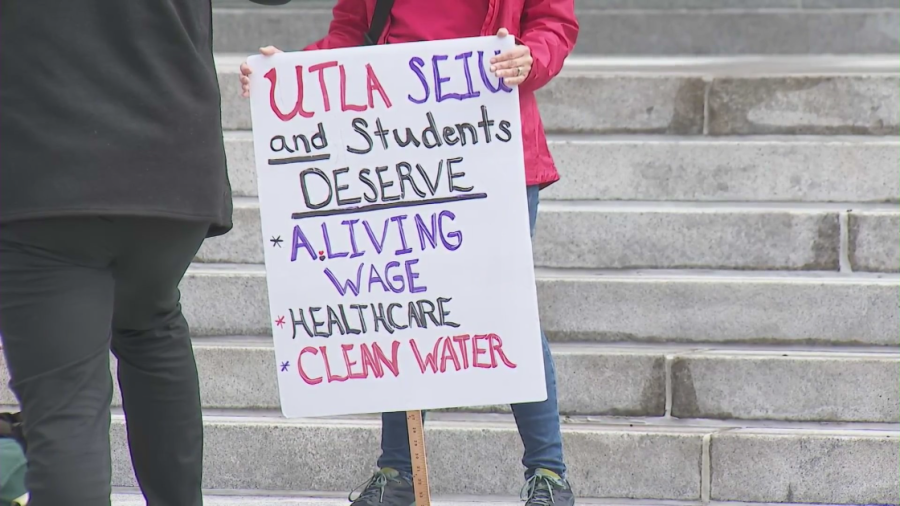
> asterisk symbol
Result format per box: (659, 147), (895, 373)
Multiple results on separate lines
(275, 316), (286, 328)
(270, 236), (283, 248)
(279, 361), (290, 372)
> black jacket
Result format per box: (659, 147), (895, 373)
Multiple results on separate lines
(0, 0), (284, 237)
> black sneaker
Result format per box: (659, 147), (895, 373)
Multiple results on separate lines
(521, 469), (575, 506)
(349, 468), (416, 506)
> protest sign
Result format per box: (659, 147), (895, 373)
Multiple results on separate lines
(247, 35), (546, 419)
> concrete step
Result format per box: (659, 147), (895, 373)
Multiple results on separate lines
(2, 340), (894, 422)
(112, 492), (526, 506)
(541, 135), (900, 204)
(116, 491), (803, 506)
(224, 132), (900, 202)
(107, 411), (899, 504)
(668, 347), (899, 422)
(113, 490), (665, 506)
(849, 210), (900, 272)
(534, 203), (878, 272)
(111, 491), (900, 506)
(209, 2), (899, 55)
(176, 265), (899, 346)
(215, 55), (900, 135)
(194, 196), (897, 272)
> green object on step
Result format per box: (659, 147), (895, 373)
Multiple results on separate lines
(0, 439), (28, 506)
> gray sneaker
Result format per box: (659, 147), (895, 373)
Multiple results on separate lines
(349, 468), (416, 506)
(521, 469), (575, 506)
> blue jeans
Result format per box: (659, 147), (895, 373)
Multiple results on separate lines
(376, 185), (566, 480)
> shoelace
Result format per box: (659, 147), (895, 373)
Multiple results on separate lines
(348, 471), (389, 503)
(520, 474), (557, 506)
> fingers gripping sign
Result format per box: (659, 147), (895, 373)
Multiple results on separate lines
(489, 28), (532, 87)
(241, 34), (530, 95)
(240, 46), (283, 98)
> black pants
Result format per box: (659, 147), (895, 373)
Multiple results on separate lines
(0, 217), (208, 506)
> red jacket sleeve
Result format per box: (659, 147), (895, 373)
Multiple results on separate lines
(303, 0), (369, 51)
(518, 0), (579, 93)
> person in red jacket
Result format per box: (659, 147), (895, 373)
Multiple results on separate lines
(240, 1), (578, 504)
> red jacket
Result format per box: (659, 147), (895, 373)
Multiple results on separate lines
(304, 0), (579, 188)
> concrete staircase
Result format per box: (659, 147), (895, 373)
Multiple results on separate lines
(12, 1), (900, 505)
(176, 50), (900, 501)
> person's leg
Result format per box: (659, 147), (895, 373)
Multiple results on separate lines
(346, 411), (420, 505)
(511, 185), (567, 477)
(109, 218), (209, 506)
(0, 218), (117, 506)
(512, 331), (565, 475)
(376, 410), (418, 477)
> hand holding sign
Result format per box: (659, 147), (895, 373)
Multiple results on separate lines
(239, 31), (532, 98)
(490, 28), (533, 87)
(240, 46), (283, 97)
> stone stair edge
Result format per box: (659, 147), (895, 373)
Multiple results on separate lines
(110, 489), (667, 506)
(109, 492), (521, 506)
(187, 335), (900, 355)
(213, 53), (900, 75)
(184, 262), (900, 282)
(111, 492), (900, 506)
(224, 130), (900, 143)
(1, 402), (896, 433)
(224, 194), (900, 213)
(108, 491), (894, 506)
(106, 409), (900, 436)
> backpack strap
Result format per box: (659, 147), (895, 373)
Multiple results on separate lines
(363, 0), (395, 46)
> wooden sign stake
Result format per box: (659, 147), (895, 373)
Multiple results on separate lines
(406, 410), (431, 506)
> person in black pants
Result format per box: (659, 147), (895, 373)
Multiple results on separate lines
(0, 219), (211, 505)
(0, 0), (284, 504)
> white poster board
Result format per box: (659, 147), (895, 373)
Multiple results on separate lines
(247, 36), (546, 418)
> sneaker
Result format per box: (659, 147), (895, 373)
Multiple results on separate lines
(521, 469), (575, 506)
(349, 468), (416, 506)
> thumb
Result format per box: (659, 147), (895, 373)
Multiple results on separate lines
(496, 28), (509, 38)
(259, 46), (283, 56)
